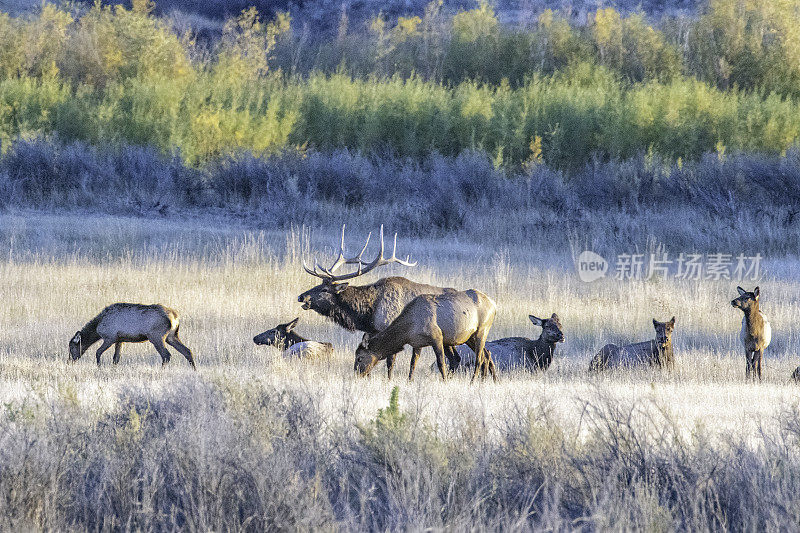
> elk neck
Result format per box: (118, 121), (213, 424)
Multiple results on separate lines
(651, 336), (674, 367)
(334, 283), (380, 332)
(283, 330), (308, 347)
(742, 301), (764, 335)
(79, 314), (103, 355)
(367, 312), (411, 359)
(532, 336), (556, 366)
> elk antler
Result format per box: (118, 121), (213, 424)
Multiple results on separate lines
(302, 225), (417, 282)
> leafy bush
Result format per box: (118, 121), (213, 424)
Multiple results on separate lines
(3, 4), (800, 171)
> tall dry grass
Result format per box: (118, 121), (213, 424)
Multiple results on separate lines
(1, 211), (800, 529)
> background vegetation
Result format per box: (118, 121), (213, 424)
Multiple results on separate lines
(2, 138), (800, 253)
(3, 1), (800, 168)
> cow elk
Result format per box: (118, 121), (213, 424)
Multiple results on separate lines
(298, 225), (461, 377)
(456, 313), (564, 372)
(589, 317), (675, 372)
(731, 286), (771, 381)
(69, 303), (195, 369)
(253, 317), (334, 359)
(354, 289), (498, 382)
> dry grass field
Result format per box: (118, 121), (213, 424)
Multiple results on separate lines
(2, 210), (800, 529)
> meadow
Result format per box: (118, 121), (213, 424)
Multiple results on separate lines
(1, 211), (800, 529)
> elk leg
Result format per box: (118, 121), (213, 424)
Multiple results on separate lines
(149, 335), (172, 367)
(755, 349), (763, 382)
(745, 351), (753, 380)
(166, 334), (196, 370)
(484, 348), (498, 382)
(432, 341), (448, 381)
(408, 347), (421, 381)
(112, 342), (122, 365)
(95, 339), (114, 367)
(445, 346), (461, 373)
(466, 336), (485, 383)
(473, 333), (492, 382)
(386, 353), (396, 380)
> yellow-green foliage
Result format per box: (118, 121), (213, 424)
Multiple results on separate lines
(690, 0), (800, 95)
(0, 5), (72, 79)
(591, 9), (680, 81)
(3, 3), (800, 167)
(451, 1), (498, 43)
(215, 7), (290, 83)
(58, 2), (191, 89)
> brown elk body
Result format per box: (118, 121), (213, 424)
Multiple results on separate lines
(298, 226), (461, 378)
(69, 303), (195, 368)
(253, 317), (333, 359)
(354, 289), (498, 382)
(731, 286), (771, 381)
(589, 317), (675, 372)
(456, 314), (564, 372)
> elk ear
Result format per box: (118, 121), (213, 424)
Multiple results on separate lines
(71, 331), (81, 343)
(529, 315), (544, 326)
(286, 317), (300, 332)
(550, 313), (560, 321)
(652, 318), (659, 328)
(737, 286), (746, 296)
(753, 286), (760, 298)
(333, 283), (349, 294)
(669, 316), (675, 328)
(360, 333), (370, 349)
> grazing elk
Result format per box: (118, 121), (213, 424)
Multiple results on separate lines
(253, 317), (334, 359)
(731, 286), (771, 381)
(455, 313), (564, 372)
(354, 289), (498, 382)
(69, 303), (196, 369)
(589, 317), (675, 372)
(298, 225), (462, 378)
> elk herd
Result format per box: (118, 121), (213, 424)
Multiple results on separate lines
(68, 227), (786, 382)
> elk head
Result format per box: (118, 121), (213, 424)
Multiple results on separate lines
(253, 317), (300, 347)
(653, 317), (676, 348)
(297, 225), (417, 319)
(732, 286), (760, 311)
(529, 313), (564, 344)
(68, 331), (83, 362)
(354, 333), (381, 376)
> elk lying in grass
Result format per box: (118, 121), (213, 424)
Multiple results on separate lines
(69, 303), (195, 369)
(732, 286), (771, 381)
(298, 225), (461, 378)
(455, 313), (564, 372)
(253, 317), (333, 359)
(589, 317), (675, 372)
(354, 289), (497, 382)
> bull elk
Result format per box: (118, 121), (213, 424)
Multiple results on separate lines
(253, 317), (334, 359)
(354, 289), (498, 382)
(298, 225), (461, 378)
(731, 286), (771, 381)
(69, 303), (196, 368)
(589, 317), (675, 372)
